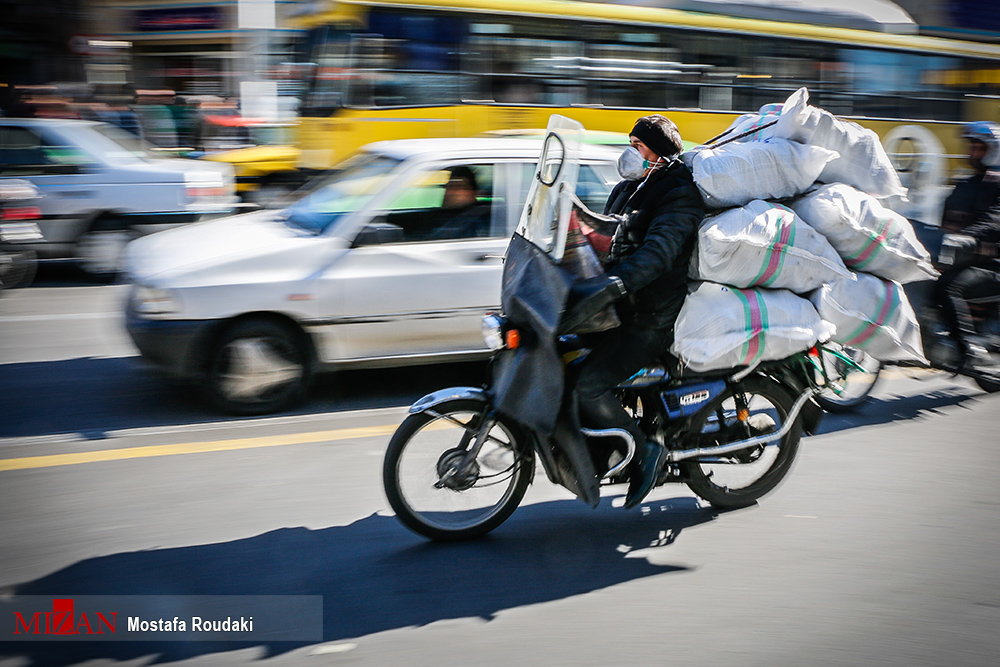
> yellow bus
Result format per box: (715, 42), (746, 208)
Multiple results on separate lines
(289, 0), (1000, 213)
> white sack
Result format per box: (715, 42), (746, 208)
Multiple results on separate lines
(810, 273), (926, 364)
(790, 183), (937, 283)
(715, 103), (783, 142)
(774, 88), (906, 199)
(682, 138), (837, 209)
(672, 281), (833, 372)
(690, 200), (851, 292)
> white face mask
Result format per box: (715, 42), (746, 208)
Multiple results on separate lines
(617, 146), (649, 180)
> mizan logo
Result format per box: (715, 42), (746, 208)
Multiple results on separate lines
(13, 599), (117, 636)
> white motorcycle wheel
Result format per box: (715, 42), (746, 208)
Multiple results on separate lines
(383, 399), (534, 541)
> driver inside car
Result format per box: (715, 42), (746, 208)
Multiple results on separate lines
(426, 166), (492, 240)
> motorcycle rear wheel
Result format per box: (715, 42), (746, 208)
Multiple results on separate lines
(683, 376), (801, 510)
(383, 399), (534, 541)
(813, 343), (882, 413)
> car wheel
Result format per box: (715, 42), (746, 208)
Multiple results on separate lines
(76, 226), (134, 280)
(206, 319), (312, 415)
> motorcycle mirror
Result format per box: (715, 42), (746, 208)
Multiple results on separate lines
(538, 132), (565, 186)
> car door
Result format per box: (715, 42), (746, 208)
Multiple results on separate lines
(315, 160), (511, 364)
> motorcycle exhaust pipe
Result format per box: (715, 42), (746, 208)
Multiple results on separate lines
(581, 428), (635, 479)
(667, 388), (814, 463)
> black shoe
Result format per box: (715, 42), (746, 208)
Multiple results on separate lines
(624, 441), (667, 509)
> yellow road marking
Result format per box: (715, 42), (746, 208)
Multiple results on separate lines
(0, 424), (400, 472)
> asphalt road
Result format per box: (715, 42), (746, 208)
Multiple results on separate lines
(2, 272), (999, 667)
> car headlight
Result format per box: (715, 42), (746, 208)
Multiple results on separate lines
(133, 285), (179, 315)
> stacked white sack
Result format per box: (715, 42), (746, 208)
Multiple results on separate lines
(789, 183), (938, 283)
(810, 273), (927, 364)
(671, 281), (834, 372)
(719, 103), (782, 142)
(682, 138), (837, 209)
(773, 88), (907, 200)
(690, 200), (851, 292)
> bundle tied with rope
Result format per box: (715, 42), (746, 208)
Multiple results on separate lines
(672, 87), (932, 371)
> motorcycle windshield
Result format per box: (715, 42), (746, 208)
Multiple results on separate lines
(515, 115), (583, 264)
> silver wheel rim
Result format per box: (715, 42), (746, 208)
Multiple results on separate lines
(77, 231), (131, 275)
(217, 337), (303, 402)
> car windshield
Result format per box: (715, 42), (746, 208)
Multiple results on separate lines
(84, 123), (158, 163)
(282, 152), (402, 234)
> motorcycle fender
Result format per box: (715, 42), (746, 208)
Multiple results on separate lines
(408, 386), (489, 415)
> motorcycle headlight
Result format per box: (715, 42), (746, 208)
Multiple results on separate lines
(133, 285), (179, 315)
(482, 313), (505, 351)
(481, 313), (520, 350)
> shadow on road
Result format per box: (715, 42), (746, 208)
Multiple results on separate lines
(4, 496), (716, 666)
(3, 353), (993, 441)
(3, 352), (992, 441)
(812, 385), (988, 436)
(0, 356), (490, 439)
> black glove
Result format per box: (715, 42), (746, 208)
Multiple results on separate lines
(609, 211), (640, 263)
(561, 274), (627, 333)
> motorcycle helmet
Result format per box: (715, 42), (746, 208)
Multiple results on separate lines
(961, 121), (1000, 168)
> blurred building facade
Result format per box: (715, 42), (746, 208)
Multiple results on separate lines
(1, 0), (304, 105)
(2, 0), (998, 103)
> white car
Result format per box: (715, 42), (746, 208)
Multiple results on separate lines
(123, 137), (620, 414)
(0, 118), (236, 277)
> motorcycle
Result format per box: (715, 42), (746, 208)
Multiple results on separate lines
(900, 234), (1000, 394)
(382, 117), (844, 541)
(819, 230), (1000, 398)
(0, 179), (43, 291)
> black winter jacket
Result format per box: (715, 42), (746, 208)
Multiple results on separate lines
(943, 170), (1000, 232)
(603, 159), (705, 329)
(943, 170), (1000, 269)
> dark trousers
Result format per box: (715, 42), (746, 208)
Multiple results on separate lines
(935, 265), (1000, 353)
(574, 324), (674, 452)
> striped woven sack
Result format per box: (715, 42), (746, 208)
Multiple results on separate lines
(809, 273), (926, 364)
(790, 183), (937, 284)
(690, 199), (851, 293)
(671, 281), (833, 373)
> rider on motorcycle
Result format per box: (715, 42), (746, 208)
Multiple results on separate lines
(934, 121), (1000, 376)
(562, 115), (705, 509)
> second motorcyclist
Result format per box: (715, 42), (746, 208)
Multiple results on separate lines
(934, 121), (1000, 376)
(562, 115), (705, 509)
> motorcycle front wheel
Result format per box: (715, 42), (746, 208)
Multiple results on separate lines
(682, 376), (801, 510)
(383, 399), (534, 541)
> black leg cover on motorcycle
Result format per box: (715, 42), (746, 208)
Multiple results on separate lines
(489, 233), (601, 506)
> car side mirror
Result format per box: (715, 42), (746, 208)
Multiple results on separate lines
(353, 222), (405, 247)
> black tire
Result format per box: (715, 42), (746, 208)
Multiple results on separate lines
(383, 399), (533, 541)
(974, 375), (1000, 393)
(813, 344), (882, 413)
(683, 375), (802, 510)
(205, 318), (311, 415)
(0, 248), (37, 289)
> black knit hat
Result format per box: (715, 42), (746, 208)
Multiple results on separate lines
(630, 115), (683, 159)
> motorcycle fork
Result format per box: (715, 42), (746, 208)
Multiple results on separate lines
(434, 409), (498, 489)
